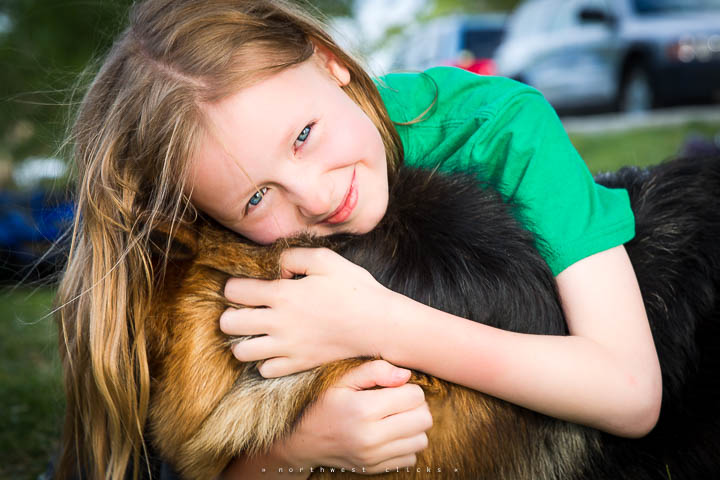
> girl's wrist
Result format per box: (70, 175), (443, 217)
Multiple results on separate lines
(376, 289), (417, 364)
(268, 431), (316, 472)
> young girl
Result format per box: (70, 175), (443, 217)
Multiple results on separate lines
(56, 0), (662, 479)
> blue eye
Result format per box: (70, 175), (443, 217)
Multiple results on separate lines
(298, 126), (311, 142)
(294, 124), (312, 148)
(248, 187), (267, 208)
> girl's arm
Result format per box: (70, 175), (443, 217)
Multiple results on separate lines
(381, 244), (662, 438)
(222, 244), (662, 438)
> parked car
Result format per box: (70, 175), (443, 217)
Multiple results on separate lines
(391, 14), (507, 75)
(495, 0), (720, 113)
(0, 190), (73, 283)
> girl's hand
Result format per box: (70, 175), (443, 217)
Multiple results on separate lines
(221, 248), (395, 378)
(224, 360), (432, 478)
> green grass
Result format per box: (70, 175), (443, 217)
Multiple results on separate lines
(0, 286), (63, 480)
(570, 120), (720, 174)
(1, 119), (718, 479)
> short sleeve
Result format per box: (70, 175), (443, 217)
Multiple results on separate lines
(378, 67), (636, 276)
(468, 90), (636, 275)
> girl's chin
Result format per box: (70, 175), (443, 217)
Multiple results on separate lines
(349, 206), (387, 235)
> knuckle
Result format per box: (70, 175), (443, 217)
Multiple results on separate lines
(350, 447), (374, 467)
(355, 451), (374, 467)
(370, 359), (391, 371)
(409, 384), (426, 402)
(223, 279), (236, 299)
(356, 429), (380, 452)
(419, 433), (429, 450)
(219, 309), (234, 332)
(423, 408), (434, 430)
(257, 361), (274, 378)
(313, 247), (331, 262)
(232, 342), (250, 362)
(369, 361), (393, 379)
(347, 399), (371, 420)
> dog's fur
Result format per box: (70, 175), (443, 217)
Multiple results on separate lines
(146, 155), (720, 479)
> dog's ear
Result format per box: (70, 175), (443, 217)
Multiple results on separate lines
(149, 221), (199, 261)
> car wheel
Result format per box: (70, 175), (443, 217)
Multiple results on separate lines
(618, 66), (653, 113)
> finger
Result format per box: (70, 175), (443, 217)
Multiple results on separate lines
(359, 383), (427, 419)
(219, 308), (274, 336)
(377, 402), (433, 438)
(257, 356), (310, 378)
(279, 247), (340, 279)
(364, 434), (429, 471)
(224, 277), (281, 306)
(363, 454), (417, 474)
(231, 335), (277, 363)
(338, 360), (412, 390)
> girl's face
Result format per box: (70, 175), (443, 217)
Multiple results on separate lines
(189, 50), (389, 245)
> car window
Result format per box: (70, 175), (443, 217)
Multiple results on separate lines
(507, 0), (557, 37)
(461, 27), (505, 57)
(632, 0), (720, 13)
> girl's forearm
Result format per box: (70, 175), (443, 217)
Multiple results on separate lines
(380, 293), (660, 438)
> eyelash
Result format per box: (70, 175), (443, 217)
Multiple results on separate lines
(246, 186), (268, 211)
(293, 122), (315, 151)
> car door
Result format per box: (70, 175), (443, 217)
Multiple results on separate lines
(526, 0), (621, 109)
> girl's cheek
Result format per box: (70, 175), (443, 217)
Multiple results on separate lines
(252, 214), (293, 245)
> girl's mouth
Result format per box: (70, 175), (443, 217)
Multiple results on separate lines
(323, 169), (358, 224)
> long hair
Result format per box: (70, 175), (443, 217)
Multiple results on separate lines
(55, 1), (404, 478)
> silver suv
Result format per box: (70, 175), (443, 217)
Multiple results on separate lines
(495, 0), (720, 113)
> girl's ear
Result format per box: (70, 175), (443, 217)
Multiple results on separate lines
(313, 43), (351, 87)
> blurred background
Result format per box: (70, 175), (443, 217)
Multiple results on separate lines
(1, 0), (719, 478)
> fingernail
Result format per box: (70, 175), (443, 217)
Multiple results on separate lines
(219, 311), (232, 332)
(393, 368), (411, 380)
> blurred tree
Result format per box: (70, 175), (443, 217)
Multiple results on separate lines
(427, 0), (521, 16)
(0, 0), (349, 177)
(301, 0), (354, 17)
(0, 0), (134, 174)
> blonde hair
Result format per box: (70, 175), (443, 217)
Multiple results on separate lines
(56, 1), (403, 478)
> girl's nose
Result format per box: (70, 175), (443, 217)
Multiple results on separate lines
(286, 174), (334, 220)
(295, 189), (333, 219)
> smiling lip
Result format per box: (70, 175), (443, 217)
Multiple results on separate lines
(323, 170), (358, 224)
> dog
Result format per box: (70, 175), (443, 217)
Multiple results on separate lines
(145, 155), (720, 479)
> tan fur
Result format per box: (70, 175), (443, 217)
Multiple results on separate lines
(144, 218), (597, 479)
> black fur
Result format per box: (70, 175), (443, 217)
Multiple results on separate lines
(140, 155), (720, 479)
(326, 155), (720, 478)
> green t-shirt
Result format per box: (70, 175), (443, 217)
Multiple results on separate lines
(376, 66), (635, 276)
